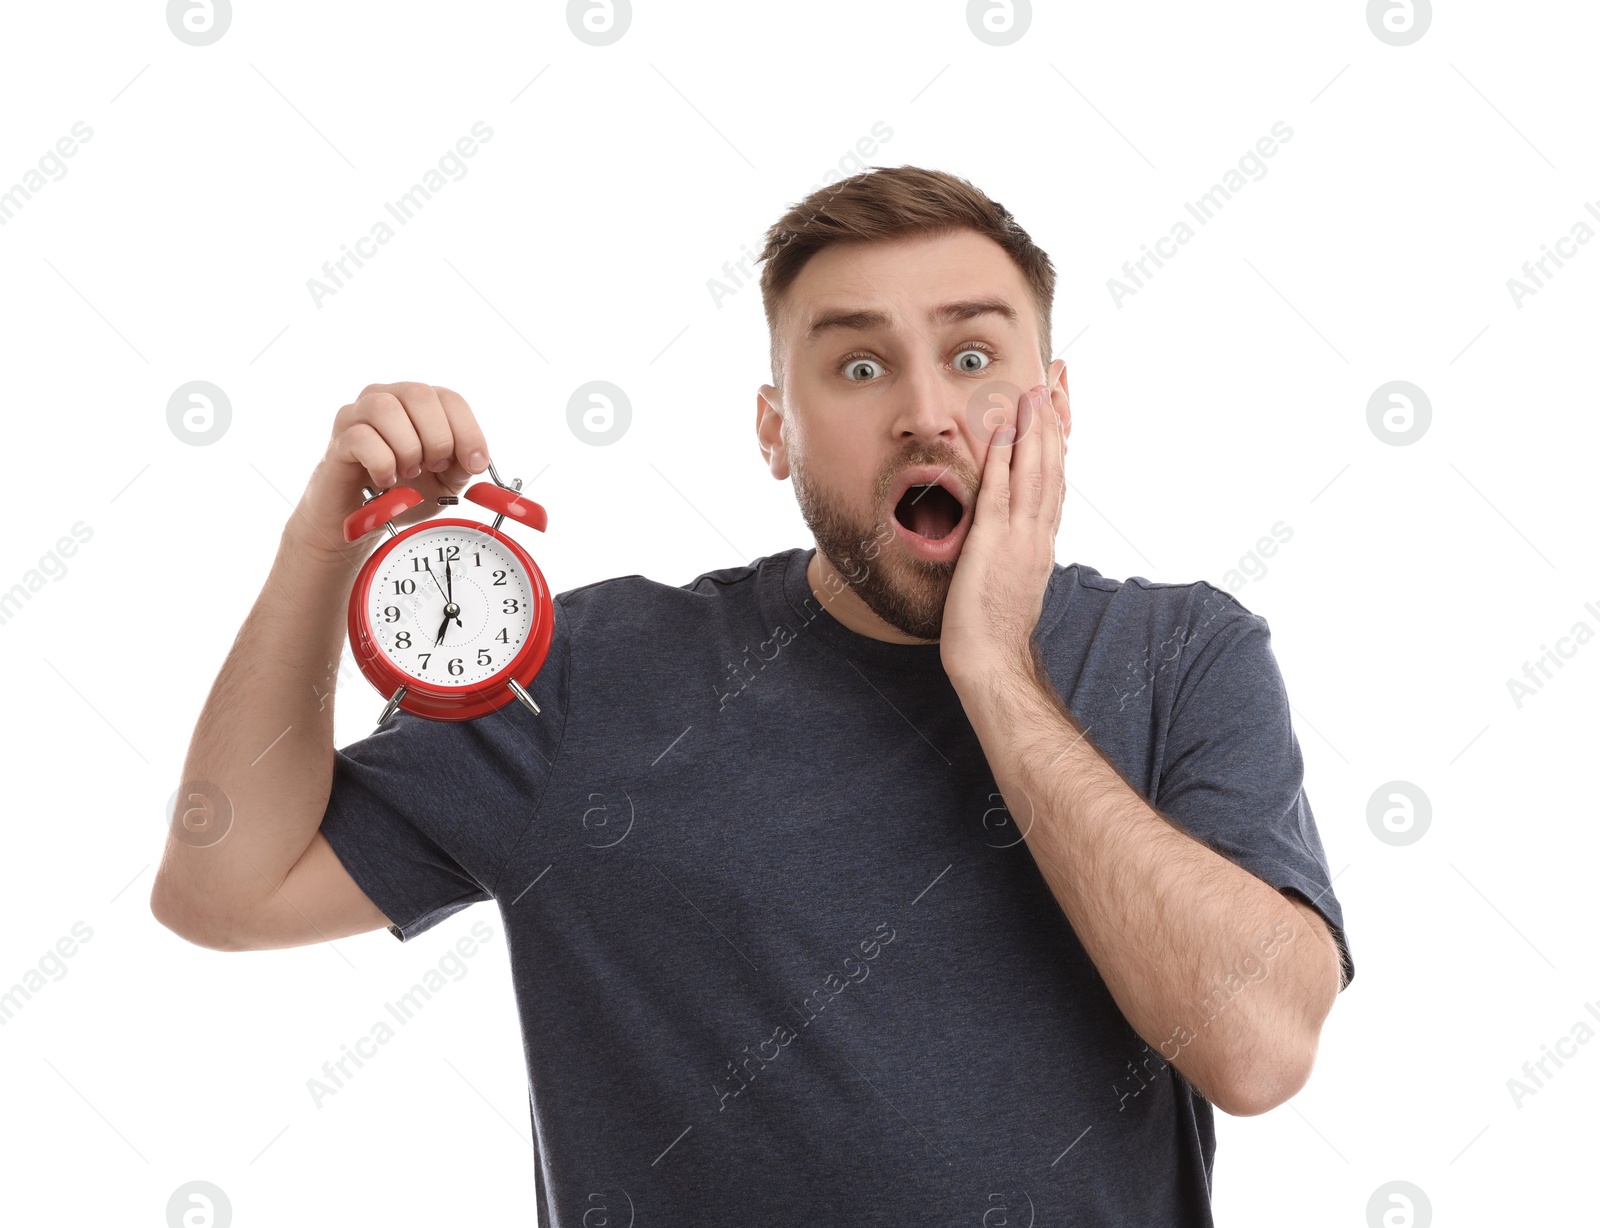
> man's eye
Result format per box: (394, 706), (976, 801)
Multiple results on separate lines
(839, 344), (995, 382)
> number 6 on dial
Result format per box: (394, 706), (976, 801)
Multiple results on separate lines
(340, 460), (554, 728)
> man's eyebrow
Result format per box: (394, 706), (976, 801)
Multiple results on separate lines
(803, 297), (1020, 343)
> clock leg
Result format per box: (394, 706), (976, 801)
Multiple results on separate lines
(375, 685), (408, 731)
(507, 678), (541, 717)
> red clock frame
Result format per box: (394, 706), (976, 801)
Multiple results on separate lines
(347, 516), (555, 721)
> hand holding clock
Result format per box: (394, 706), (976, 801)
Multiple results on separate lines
(290, 381), (492, 561)
(276, 376), (553, 725)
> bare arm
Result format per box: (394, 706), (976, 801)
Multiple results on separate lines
(150, 382), (490, 949)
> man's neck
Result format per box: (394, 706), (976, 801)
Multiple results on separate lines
(805, 548), (936, 646)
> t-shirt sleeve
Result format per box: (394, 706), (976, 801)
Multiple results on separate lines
(1154, 606), (1354, 991)
(318, 596), (572, 942)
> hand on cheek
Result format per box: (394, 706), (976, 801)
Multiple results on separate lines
(941, 378), (1068, 684)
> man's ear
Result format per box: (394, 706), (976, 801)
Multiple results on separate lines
(757, 385), (790, 478)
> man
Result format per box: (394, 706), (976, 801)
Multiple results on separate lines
(154, 165), (1352, 1226)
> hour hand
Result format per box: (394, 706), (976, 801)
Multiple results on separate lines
(435, 613), (450, 646)
(446, 559), (462, 626)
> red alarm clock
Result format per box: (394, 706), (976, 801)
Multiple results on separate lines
(342, 459), (553, 727)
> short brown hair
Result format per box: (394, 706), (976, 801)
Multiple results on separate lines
(757, 165), (1057, 391)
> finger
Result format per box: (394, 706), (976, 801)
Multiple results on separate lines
(1044, 379), (1065, 537)
(1057, 362), (1072, 445)
(333, 421), (397, 490)
(433, 385), (489, 486)
(1052, 361), (1072, 457)
(1044, 363), (1066, 460)
(379, 381), (455, 474)
(979, 410), (1016, 525)
(1014, 384), (1045, 518)
(355, 391), (425, 479)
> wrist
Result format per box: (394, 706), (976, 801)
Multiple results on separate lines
(280, 514), (359, 570)
(944, 641), (1039, 694)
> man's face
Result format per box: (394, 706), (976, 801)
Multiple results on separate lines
(757, 228), (1067, 642)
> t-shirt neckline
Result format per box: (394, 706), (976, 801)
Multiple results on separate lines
(761, 545), (1073, 673)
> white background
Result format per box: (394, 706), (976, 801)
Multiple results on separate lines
(2, 1), (1595, 1224)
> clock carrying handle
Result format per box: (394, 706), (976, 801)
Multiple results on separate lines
(464, 457), (547, 533)
(342, 485), (425, 543)
(340, 458), (546, 542)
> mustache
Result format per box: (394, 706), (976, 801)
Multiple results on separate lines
(880, 454), (977, 502)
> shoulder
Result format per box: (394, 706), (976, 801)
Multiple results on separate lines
(551, 553), (773, 637)
(1047, 563), (1270, 708)
(1058, 562), (1262, 638)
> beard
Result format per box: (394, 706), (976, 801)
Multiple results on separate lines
(789, 444), (974, 642)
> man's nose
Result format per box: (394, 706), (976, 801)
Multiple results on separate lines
(888, 368), (968, 441)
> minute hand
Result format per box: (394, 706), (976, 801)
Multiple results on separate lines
(445, 558), (462, 626)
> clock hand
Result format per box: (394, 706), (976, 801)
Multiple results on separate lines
(423, 561), (448, 604)
(445, 559), (462, 627)
(435, 612), (450, 646)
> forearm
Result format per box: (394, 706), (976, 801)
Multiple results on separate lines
(952, 658), (1334, 1114)
(152, 522), (364, 931)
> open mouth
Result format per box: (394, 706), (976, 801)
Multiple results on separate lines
(894, 483), (965, 541)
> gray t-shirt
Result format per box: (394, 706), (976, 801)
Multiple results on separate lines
(320, 545), (1353, 1227)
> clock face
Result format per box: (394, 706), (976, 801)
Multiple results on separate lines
(366, 525), (535, 688)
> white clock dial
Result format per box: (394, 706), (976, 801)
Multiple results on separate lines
(368, 527), (534, 686)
